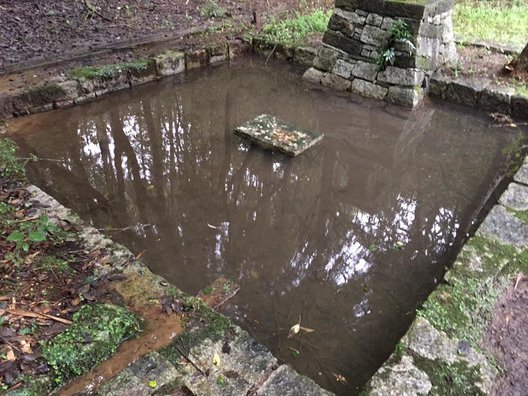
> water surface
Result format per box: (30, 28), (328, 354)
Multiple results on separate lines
(7, 57), (518, 394)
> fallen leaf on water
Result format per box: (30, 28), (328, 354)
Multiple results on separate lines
(288, 316), (316, 338)
(288, 323), (300, 338)
(333, 372), (348, 384)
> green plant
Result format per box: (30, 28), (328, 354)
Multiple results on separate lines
(377, 19), (415, 70)
(6, 215), (66, 253)
(41, 304), (140, 383)
(200, 0), (226, 18)
(34, 255), (71, 273)
(454, 1), (528, 46)
(0, 139), (25, 181)
(262, 9), (331, 46)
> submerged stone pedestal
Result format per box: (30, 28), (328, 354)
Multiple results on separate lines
(234, 114), (323, 156)
(304, 0), (457, 107)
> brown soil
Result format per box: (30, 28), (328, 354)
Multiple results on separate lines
(0, 181), (101, 391)
(484, 274), (528, 396)
(0, 0), (330, 73)
(441, 45), (528, 92)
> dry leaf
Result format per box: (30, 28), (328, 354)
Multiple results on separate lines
(6, 347), (16, 361)
(288, 323), (301, 338)
(213, 352), (221, 367)
(333, 373), (348, 384)
(20, 340), (33, 354)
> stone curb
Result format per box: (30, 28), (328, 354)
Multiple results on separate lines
(429, 72), (528, 120)
(365, 155), (528, 395)
(0, 38), (252, 122)
(455, 37), (523, 56)
(20, 185), (332, 396)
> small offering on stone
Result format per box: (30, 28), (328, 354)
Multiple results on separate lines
(234, 114), (323, 156)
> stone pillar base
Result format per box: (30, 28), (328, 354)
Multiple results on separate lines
(305, 0), (457, 107)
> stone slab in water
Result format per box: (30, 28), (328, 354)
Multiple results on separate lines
(234, 114), (323, 156)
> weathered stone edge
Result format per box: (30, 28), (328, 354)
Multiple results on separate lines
(21, 185), (333, 396)
(429, 72), (528, 120)
(455, 37), (523, 56)
(0, 39), (252, 123)
(0, 36), (320, 128)
(364, 155), (528, 395)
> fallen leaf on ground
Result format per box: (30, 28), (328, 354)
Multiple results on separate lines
(213, 352), (221, 367)
(20, 340), (33, 354)
(6, 347), (16, 361)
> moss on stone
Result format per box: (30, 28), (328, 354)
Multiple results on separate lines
(24, 84), (67, 104)
(41, 303), (141, 383)
(69, 60), (149, 81)
(5, 375), (54, 396)
(506, 207), (528, 224)
(159, 296), (233, 366)
(418, 236), (528, 344)
(412, 354), (484, 395)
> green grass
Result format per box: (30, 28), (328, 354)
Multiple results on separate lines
(262, 9), (331, 46)
(454, 0), (528, 46)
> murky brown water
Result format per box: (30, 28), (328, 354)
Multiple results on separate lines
(6, 57), (520, 394)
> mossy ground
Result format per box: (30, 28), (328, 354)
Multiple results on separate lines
(41, 304), (141, 384)
(68, 60), (150, 80)
(0, 139), (143, 393)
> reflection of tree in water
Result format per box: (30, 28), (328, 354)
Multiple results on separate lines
(12, 61), (513, 394)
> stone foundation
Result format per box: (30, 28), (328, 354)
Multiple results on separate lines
(304, 0), (457, 107)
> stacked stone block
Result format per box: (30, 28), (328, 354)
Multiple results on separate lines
(304, 0), (457, 107)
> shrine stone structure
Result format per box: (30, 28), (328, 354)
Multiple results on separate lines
(304, 0), (458, 107)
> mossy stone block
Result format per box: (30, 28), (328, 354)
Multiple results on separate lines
(234, 114), (323, 156)
(41, 303), (141, 383)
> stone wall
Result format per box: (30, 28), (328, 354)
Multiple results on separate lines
(304, 0), (457, 107)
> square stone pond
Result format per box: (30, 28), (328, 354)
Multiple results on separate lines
(6, 56), (525, 395)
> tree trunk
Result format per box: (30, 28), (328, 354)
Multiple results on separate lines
(518, 42), (528, 71)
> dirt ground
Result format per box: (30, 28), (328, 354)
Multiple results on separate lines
(441, 45), (528, 91)
(0, 0), (331, 73)
(484, 274), (528, 396)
